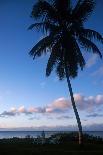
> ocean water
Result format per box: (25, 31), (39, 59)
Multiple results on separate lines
(0, 131), (103, 139)
(0, 131), (56, 139)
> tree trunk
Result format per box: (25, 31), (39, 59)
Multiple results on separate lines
(65, 66), (83, 145)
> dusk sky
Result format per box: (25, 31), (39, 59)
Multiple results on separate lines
(0, 0), (103, 130)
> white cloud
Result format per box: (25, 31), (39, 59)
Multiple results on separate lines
(86, 113), (103, 117)
(10, 107), (17, 113)
(86, 54), (97, 68)
(96, 95), (103, 104)
(56, 115), (73, 120)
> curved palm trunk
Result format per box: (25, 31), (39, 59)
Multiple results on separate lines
(65, 67), (83, 145)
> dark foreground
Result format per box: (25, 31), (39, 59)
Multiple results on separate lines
(0, 133), (103, 155)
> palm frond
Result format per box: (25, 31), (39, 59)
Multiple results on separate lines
(81, 29), (103, 43)
(29, 35), (53, 59)
(72, 0), (95, 22)
(52, 0), (72, 22)
(79, 36), (102, 58)
(46, 52), (57, 77)
(52, 0), (70, 11)
(73, 38), (86, 69)
(46, 38), (62, 76)
(28, 23), (45, 31)
(56, 61), (65, 80)
(28, 22), (60, 35)
(72, 0), (81, 12)
(64, 36), (85, 78)
(31, 0), (57, 21)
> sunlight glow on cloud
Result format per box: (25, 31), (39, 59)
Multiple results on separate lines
(0, 94), (103, 118)
(46, 97), (70, 113)
(18, 106), (25, 113)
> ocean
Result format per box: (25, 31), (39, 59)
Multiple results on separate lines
(0, 131), (103, 139)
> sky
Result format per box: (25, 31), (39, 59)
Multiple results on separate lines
(0, 0), (103, 131)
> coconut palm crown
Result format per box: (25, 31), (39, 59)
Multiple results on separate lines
(28, 0), (102, 80)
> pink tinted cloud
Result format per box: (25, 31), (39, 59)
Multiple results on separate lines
(18, 106), (25, 113)
(1, 94), (103, 117)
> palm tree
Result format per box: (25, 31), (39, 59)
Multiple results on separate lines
(28, 0), (103, 144)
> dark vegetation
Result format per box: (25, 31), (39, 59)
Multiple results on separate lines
(0, 133), (103, 155)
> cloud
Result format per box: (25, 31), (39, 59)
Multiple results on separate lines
(0, 106), (32, 117)
(56, 115), (73, 120)
(86, 113), (103, 118)
(74, 94), (103, 112)
(10, 107), (17, 113)
(0, 107), (18, 117)
(29, 116), (40, 120)
(83, 119), (88, 122)
(53, 77), (59, 83)
(46, 97), (70, 113)
(0, 97), (70, 117)
(86, 54), (97, 68)
(18, 106), (32, 115)
(18, 106), (25, 113)
(84, 123), (103, 131)
(29, 107), (46, 113)
(0, 111), (16, 117)
(48, 93), (103, 113)
(1, 94), (103, 118)
(52, 98), (70, 109)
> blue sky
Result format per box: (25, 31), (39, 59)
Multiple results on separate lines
(0, 0), (103, 130)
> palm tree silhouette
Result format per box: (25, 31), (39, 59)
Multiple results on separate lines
(28, 0), (103, 144)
